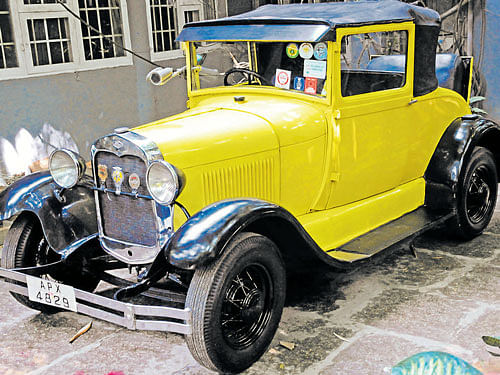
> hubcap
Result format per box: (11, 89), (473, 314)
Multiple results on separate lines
(221, 264), (273, 350)
(466, 166), (492, 224)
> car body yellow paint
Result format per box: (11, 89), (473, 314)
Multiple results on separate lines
(133, 23), (471, 260)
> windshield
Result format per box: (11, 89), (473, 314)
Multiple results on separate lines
(189, 41), (329, 97)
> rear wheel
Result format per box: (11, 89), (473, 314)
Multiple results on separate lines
(448, 147), (498, 239)
(185, 233), (286, 373)
(1, 214), (99, 312)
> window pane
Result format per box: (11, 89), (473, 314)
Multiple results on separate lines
(341, 31), (408, 96)
(101, 9), (112, 35)
(149, 0), (177, 53)
(79, 0), (125, 60)
(4, 44), (16, 66)
(50, 41), (62, 63)
(33, 19), (46, 41)
(0, 4), (18, 68)
(90, 37), (102, 59)
(102, 36), (113, 58)
(27, 18), (72, 66)
(47, 18), (60, 40)
(0, 0), (9, 11)
(0, 14), (14, 41)
(36, 43), (49, 65)
(80, 10), (89, 37)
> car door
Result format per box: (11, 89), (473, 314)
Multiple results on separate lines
(327, 23), (418, 208)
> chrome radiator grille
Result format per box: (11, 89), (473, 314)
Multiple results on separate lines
(95, 152), (157, 247)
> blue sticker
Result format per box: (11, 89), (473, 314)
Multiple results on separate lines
(313, 42), (328, 61)
(294, 76), (305, 91)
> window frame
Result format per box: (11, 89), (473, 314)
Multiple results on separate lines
(334, 22), (415, 105)
(0, 0), (133, 80)
(145, 0), (203, 61)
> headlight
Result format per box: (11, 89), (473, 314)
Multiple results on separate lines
(49, 149), (86, 189)
(146, 161), (184, 205)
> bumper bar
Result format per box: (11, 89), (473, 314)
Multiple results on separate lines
(0, 268), (192, 335)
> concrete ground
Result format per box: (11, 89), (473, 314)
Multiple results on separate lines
(0, 208), (499, 374)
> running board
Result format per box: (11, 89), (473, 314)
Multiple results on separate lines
(329, 208), (453, 257)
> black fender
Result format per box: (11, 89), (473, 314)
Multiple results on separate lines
(425, 115), (500, 211)
(166, 198), (346, 270)
(0, 171), (98, 253)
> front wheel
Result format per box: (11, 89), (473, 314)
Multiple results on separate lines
(185, 233), (286, 374)
(448, 146), (498, 239)
(1, 215), (100, 312)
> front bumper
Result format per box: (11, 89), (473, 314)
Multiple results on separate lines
(0, 268), (192, 335)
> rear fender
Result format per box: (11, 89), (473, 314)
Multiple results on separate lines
(425, 115), (500, 210)
(167, 198), (344, 270)
(0, 171), (97, 252)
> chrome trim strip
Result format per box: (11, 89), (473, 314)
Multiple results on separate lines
(91, 131), (173, 265)
(0, 268), (192, 335)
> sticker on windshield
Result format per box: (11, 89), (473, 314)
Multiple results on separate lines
(275, 69), (292, 89)
(304, 59), (327, 79)
(305, 77), (318, 95)
(286, 43), (299, 59)
(314, 42), (328, 60)
(294, 77), (305, 91)
(299, 43), (314, 59)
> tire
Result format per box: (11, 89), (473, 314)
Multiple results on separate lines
(447, 147), (498, 239)
(185, 232), (286, 374)
(1, 215), (99, 312)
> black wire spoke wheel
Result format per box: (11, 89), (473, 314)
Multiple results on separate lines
(221, 264), (273, 350)
(185, 233), (286, 374)
(448, 146), (498, 239)
(466, 166), (493, 224)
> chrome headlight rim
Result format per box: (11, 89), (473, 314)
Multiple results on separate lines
(49, 149), (86, 189)
(146, 160), (181, 205)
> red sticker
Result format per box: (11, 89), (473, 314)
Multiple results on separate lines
(304, 77), (318, 95)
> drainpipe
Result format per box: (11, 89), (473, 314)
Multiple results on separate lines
(467, 0), (474, 56)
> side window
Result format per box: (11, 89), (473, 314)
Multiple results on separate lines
(341, 30), (407, 97)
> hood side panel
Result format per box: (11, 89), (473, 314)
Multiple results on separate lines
(134, 108), (278, 169)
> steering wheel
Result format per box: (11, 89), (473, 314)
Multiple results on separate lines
(224, 68), (271, 86)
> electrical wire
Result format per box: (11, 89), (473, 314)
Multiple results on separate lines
(55, 0), (163, 68)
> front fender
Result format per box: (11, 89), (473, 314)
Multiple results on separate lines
(167, 198), (344, 270)
(425, 115), (500, 210)
(0, 171), (97, 252)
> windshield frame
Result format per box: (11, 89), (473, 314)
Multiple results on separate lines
(184, 40), (333, 106)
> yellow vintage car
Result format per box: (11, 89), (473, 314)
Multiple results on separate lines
(1, 1), (499, 373)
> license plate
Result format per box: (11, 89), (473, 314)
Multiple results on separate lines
(26, 275), (77, 312)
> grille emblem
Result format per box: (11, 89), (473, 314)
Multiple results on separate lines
(97, 164), (108, 187)
(111, 167), (124, 195)
(128, 173), (140, 195)
(113, 139), (124, 149)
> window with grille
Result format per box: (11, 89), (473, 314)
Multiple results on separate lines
(78, 0), (125, 60)
(0, 0), (131, 78)
(27, 18), (72, 66)
(0, 1), (17, 69)
(146, 0), (203, 60)
(149, 0), (177, 53)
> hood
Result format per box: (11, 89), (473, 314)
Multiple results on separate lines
(134, 108), (279, 169)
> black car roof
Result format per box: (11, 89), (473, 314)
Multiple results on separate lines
(177, 0), (440, 42)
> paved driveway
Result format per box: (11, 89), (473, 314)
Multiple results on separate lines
(0, 208), (499, 374)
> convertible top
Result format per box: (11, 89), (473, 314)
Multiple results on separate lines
(177, 0), (440, 42)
